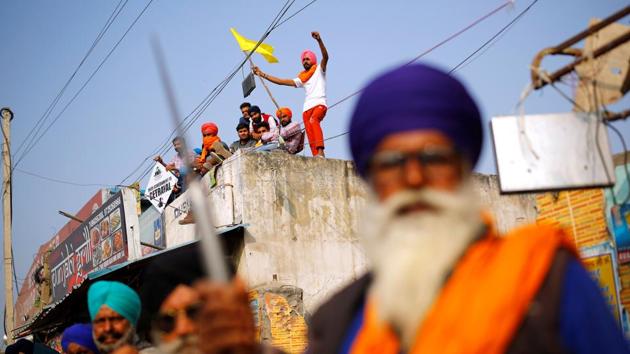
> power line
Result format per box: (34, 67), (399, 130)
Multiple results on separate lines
(133, 0), (527, 180)
(120, 0), (308, 185)
(126, 0), (509, 184)
(13, 0), (155, 170)
(15, 168), (118, 188)
(542, 69), (630, 205)
(327, 0), (515, 111)
(272, 0), (318, 29)
(13, 0), (129, 162)
(305, 0), (534, 145)
(449, 0), (539, 73)
(22, 0), (526, 189)
(139, 0), (297, 178)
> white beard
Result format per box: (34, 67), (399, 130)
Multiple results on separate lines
(94, 326), (136, 354)
(361, 183), (484, 349)
(151, 331), (200, 354)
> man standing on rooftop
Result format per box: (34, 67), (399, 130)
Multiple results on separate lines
(253, 31), (329, 158)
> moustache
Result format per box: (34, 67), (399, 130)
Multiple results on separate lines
(97, 331), (124, 342)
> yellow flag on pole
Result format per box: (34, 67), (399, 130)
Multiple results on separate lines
(230, 28), (279, 63)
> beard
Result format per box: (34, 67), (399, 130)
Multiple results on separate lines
(94, 326), (136, 354)
(151, 331), (200, 354)
(361, 183), (485, 349)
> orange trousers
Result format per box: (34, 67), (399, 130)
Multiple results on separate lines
(302, 105), (327, 156)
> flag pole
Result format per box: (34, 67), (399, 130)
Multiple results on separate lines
(243, 53), (286, 147)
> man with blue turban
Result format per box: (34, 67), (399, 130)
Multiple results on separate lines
(61, 324), (99, 354)
(88, 281), (141, 354)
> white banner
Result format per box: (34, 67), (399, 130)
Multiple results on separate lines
(145, 162), (178, 214)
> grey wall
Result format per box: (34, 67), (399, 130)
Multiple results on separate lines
(163, 152), (538, 313)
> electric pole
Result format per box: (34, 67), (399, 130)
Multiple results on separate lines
(1, 107), (14, 344)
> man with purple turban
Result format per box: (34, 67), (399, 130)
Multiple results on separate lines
(186, 63), (630, 354)
(253, 31), (329, 157)
(61, 324), (99, 354)
(301, 63), (630, 354)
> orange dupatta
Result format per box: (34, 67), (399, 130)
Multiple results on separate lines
(350, 224), (576, 354)
(298, 64), (317, 83)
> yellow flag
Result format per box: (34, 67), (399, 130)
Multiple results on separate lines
(230, 28), (278, 63)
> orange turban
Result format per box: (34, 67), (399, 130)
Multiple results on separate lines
(276, 107), (292, 119)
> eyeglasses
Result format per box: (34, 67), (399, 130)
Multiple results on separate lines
(154, 303), (202, 333)
(369, 147), (462, 182)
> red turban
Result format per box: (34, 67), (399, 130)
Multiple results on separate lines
(201, 122), (218, 135)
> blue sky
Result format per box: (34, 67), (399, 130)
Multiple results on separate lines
(1, 0), (629, 336)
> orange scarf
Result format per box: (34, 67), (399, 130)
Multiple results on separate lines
(198, 135), (220, 163)
(350, 224), (576, 354)
(298, 64), (317, 83)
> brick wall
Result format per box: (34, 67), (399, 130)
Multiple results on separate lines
(536, 189), (610, 248)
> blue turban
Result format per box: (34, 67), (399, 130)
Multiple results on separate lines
(349, 63), (483, 178)
(88, 281), (141, 327)
(61, 324), (99, 354)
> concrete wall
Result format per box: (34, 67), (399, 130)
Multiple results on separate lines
(230, 152), (370, 313)
(162, 170), (237, 247)
(471, 173), (538, 234)
(162, 152), (538, 314)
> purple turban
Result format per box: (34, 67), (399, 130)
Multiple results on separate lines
(349, 63), (482, 178)
(61, 323), (99, 354)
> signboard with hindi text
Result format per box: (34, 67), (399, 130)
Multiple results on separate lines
(146, 162), (178, 214)
(14, 190), (105, 330)
(49, 192), (128, 303)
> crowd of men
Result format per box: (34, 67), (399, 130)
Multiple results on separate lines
(153, 103), (305, 196)
(8, 31), (630, 354)
(152, 31), (329, 203)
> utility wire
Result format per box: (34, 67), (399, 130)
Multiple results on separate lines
(538, 69), (629, 206)
(124, 0), (515, 185)
(120, 0), (304, 185)
(307, 0), (536, 145)
(25, 0), (525, 188)
(327, 0), (517, 111)
(272, 0), (318, 29)
(128, 0), (527, 183)
(15, 168), (118, 188)
(449, 0), (539, 73)
(13, 0), (129, 162)
(13, 0), (155, 170)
